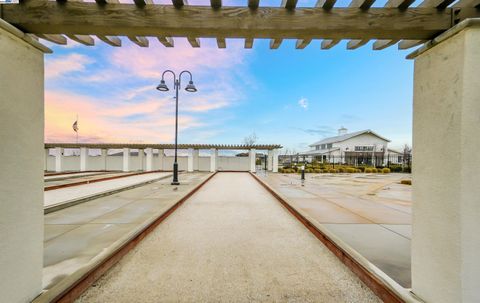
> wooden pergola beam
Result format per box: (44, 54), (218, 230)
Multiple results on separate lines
(97, 35), (122, 46)
(217, 37), (226, 48)
(128, 35), (149, 47)
(66, 34), (95, 45)
(35, 34), (67, 45)
(3, 3), (468, 41)
(244, 37), (254, 48)
(187, 37), (200, 47)
(157, 36), (174, 47)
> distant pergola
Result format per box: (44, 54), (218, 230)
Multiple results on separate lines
(2, 0), (480, 52)
(44, 143), (282, 150)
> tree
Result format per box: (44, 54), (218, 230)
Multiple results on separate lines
(243, 132), (258, 146)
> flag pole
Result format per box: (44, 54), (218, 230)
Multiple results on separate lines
(76, 114), (78, 144)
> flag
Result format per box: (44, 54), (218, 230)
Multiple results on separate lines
(72, 120), (79, 132)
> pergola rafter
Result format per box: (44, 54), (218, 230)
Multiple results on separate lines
(2, 0), (479, 50)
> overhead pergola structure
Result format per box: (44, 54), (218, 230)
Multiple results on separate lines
(44, 143), (282, 150)
(1, 2), (480, 303)
(1, 0), (479, 51)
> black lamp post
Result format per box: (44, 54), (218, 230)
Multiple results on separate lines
(156, 70), (197, 185)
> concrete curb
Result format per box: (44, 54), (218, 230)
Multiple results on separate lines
(34, 172), (217, 303)
(45, 172), (108, 183)
(44, 174), (173, 214)
(44, 170), (168, 191)
(249, 172), (424, 303)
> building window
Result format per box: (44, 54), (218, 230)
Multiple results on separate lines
(321, 144), (326, 149)
(355, 146), (374, 151)
(327, 143), (333, 149)
(315, 146), (319, 150)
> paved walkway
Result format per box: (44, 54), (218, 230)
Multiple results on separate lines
(262, 173), (412, 287)
(41, 173), (211, 301)
(76, 173), (380, 303)
(44, 172), (171, 208)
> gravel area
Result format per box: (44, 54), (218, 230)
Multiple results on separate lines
(77, 173), (380, 303)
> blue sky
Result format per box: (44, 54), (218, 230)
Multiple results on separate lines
(44, 35), (413, 152)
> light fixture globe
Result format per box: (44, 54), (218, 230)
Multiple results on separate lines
(185, 80), (197, 92)
(156, 80), (169, 92)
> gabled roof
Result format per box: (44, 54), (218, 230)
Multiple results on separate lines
(300, 148), (341, 156)
(309, 129), (390, 147)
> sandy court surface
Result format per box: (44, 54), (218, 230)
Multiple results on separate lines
(76, 173), (380, 303)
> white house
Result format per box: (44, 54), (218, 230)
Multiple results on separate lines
(301, 127), (404, 166)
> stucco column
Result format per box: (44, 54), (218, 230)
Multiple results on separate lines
(210, 148), (217, 172)
(249, 149), (256, 173)
(145, 148), (153, 172)
(193, 149), (200, 171)
(187, 148), (194, 172)
(44, 148), (49, 171)
(411, 24), (480, 303)
(101, 149), (107, 171)
(55, 147), (63, 172)
(272, 149), (279, 173)
(0, 24), (45, 303)
(138, 149), (145, 171)
(267, 150), (273, 171)
(123, 148), (130, 172)
(158, 149), (165, 170)
(80, 147), (88, 171)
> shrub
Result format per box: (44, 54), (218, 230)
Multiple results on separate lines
(400, 179), (412, 185)
(371, 168), (378, 173)
(364, 168), (373, 173)
(305, 168), (313, 173)
(356, 169), (362, 173)
(328, 168), (338, 173)
(346, 168), (356, 173)
(389, 165), (403, 173)
(403, 167), (412, 173)
(314, 168), (322, 173)
(382, 168), (391, 174)
(278, 168), (284, 173)
(338, 167), (346, 173)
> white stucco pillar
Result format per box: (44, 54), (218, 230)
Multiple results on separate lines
(145, 148), (153, 172)
(158, 149), (165, 170)
(411, 23), (480, 303)
(44, 148), (49, 171)
(267, 150), (273, 171)
(100, 149), (107, 171)
(0, 24), (45, 303)
(123, 148), (130, 172)
(80, 147), (88, 171)
(193, 149), (200, 171)
(187, 148), (194, 172)
(138, 149), (145, 171)
(249, 149), (256, 173)
(210, 148), (217, 172)
(55, 147), (63, 172)
(272, 149), (279, 173)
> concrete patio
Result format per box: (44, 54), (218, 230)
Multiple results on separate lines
(261, 173), (412, 287)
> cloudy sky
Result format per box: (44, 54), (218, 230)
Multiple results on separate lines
(44, 4), (414, 152)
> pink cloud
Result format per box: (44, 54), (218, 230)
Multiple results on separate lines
(110, 38), (246, 80)
(44, 90), (200, 143)
(45, 53), (93, 79)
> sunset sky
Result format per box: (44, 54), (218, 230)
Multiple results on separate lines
(44, 15), (414, 152)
